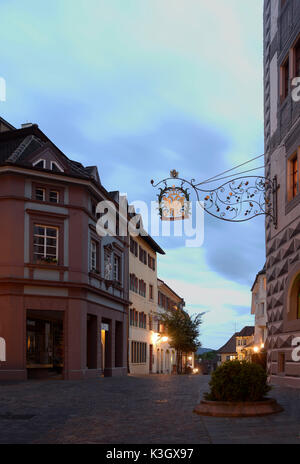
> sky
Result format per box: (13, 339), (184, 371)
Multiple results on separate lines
(0, 0), (265, 349)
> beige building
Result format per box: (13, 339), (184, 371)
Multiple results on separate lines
(128, 231), (164, 375)
(218, 333), (238, 365)
(218, 327), (255, 365)
(236, 327), (255, 361)
(251, 266), (267, 350)
(155, 279), (194, 374)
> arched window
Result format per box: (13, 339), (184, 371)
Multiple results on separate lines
(287, 273), (300, 321)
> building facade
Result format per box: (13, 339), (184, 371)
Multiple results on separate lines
(251, 266), (267, 349)
(235, 326), (255, 362)
(218, 333), (238, 365)
(0, 119), (129, 380)
(264, 0), (300, 387)
(218, 327), (255, 365)
(156, 279), (194, 374)
(128, 231), (165, 375)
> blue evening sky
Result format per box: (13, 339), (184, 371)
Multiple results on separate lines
(0, 0), (265, 349)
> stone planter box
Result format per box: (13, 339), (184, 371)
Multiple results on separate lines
(194, 399), (283, 417)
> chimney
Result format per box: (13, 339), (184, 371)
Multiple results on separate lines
(21, 123), (34, 129)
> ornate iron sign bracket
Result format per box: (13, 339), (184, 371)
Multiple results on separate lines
(151, 171), (279, 228)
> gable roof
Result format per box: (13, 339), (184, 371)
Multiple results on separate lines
(237, 326), (255, 337)
(0, 123), (99, 183)
(218, 333), (238, 354)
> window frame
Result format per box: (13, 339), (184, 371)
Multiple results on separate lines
(33, 224), (59, 264)
(32, 182), (64, 205)
(28, 211), (65, 266)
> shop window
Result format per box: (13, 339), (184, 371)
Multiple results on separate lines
(131, 341), (147, 364)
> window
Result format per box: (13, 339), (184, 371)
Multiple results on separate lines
(149, 315), (153, 331)
(139, 279), (146, 297)
(35, 188), (45, 201)
(139, 313), (146, 329)
(33, 184), (63, 204)
(130, 237), (138, 257)
(113, 255), (121, 282)
(131, 341), (147, 364)
(149, 285), (153, 300)
(33, 159), (46, 169)
(148, 254), (156, 271)
(130, 309), (135, 326)
(139, 246), (147, 265)
(49, 190), (59, 203)
(51, 161), (63, 172)
(278, 353), (285, 373)
(90, 240), (97, 272)
(294, 37), (300, 78)
(33, 225), (58, 264)
(292, 157), (298, 198)
(280, 56), (290, 103)
(288, 153), (299, 201)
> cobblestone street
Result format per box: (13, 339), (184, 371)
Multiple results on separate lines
(0, 375), (299, 444)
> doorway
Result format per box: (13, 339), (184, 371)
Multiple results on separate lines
(26, 310), (64, 379)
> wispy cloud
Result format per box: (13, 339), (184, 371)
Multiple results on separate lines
(0, 0), (263, 349)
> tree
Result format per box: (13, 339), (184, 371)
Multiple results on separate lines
(159, 309), (203, 374)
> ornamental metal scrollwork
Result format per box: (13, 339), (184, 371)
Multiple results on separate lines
(151, 170), (278, 227)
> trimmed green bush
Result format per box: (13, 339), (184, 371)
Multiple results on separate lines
(204, 361), (271, 402)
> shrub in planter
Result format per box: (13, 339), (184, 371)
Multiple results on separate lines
(204, 361), (271, 402)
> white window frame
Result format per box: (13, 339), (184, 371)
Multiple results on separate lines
(90, 240), (97, 271)
(113, 254), (121, 282)
(35, 187), (46, 201)
(49, 190), (59, 204)
(51, 161), (64, 172)
(33, 225), (59, 262)
(33, 159), (46, 169)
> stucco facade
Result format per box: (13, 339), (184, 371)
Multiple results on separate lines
(0, 119), (129, 380)
(128, 232), (164, 375)
(264, 0), (300, 387)
(156, 279), (194, 374)
(251, 267), (267, 348)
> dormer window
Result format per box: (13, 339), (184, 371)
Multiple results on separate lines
(51, 161), (63, 172)
(33, 159), (46, 169)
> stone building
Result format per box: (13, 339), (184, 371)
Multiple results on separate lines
(264, 0), (300, 387)
(0, 118), (129, 380)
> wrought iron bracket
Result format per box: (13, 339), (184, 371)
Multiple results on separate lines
(151, 171), (279, 228)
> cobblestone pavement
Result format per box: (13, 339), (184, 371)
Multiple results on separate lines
(0, 375), (299, 444)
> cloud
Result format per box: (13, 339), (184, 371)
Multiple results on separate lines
(0, 0), (264, 349)
(157, 247), (255, 349)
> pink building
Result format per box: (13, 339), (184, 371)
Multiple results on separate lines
(0, 117), (129, 380)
